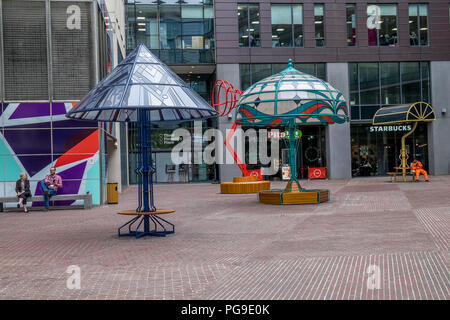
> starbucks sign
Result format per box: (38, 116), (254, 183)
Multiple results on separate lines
(369, 125), (412, 133)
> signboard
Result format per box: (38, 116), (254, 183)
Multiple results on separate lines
(267, 129), (302, 140)
(369, 125), (412, 133)
(308, 167), (326, 179)
(282, 165), (291, 180)
(245, 169), (263, 181)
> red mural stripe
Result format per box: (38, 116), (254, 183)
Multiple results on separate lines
(55, 130), (99, 167)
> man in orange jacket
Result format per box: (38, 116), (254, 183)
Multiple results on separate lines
(411, 159), (429, 182)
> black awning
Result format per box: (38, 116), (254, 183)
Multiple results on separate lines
(372, 102), (436, 125)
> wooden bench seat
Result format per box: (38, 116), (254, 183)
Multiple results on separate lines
(387, 170), (415, 182)
(220, 180), (270, 194)
(0, 194), (93, 211)
(117, 209), (175, 215)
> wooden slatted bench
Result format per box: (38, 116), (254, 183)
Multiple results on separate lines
(220, 176), (270, 194)
(0, 194), (93, 212)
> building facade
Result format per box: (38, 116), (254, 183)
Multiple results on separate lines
(0, 0), (126, 205)
(124, 0), (450, 183)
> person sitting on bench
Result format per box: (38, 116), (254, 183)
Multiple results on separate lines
(16, 173), (31, 213)
(411, 158), (429, 182)
(40, 167), (63, 211)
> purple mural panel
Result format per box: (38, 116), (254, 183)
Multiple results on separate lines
(17, 155), (52, 177)
(9, 103), (51, 119)
(6, 122), (51, 129)
(52, 119), (98, 128)
(58, 161), (87, 181)
(52, 128), (97, 155)
(51, 103), (67, 116)
(4, 129), (51, 154)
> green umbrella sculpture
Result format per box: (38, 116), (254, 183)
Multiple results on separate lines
(235, 60), (349, 204)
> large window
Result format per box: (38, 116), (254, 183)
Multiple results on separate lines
(238, 4), (260, 47)
(240, 63), (326, 90)
(346, 4), (356, 46)
(349, 62), (430, 120)
(314, 4), (325, 47)
(409, 4), (428, 46)
(367, 4), (397, 46)
(126, 1), (215, 64)
(271, 4), (303, 47)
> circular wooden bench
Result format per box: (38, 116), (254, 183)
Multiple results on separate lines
(117, 209), (175, 215)
(117, 209), (175, 238)
(220, 176), (270, 194)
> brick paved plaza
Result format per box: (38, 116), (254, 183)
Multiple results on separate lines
(0, 176), (449, 300)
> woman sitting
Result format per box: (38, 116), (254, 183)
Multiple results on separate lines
(16, 173), (31, 213)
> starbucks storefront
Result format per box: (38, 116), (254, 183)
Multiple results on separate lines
(351, 123), (429, 177)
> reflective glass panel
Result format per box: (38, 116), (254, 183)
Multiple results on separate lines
(314, 4), (325, 47)
(346, 4), (356, 46)
(367, 4), (397, 46)
(381, 62), (400, 105)
(359, 63), (379, 105)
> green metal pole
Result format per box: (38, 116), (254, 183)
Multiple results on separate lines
(287, 119), (302, 192)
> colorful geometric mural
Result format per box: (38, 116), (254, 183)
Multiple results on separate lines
(0, 102), (101, 206)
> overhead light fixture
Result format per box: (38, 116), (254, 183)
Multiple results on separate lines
(138, 28), (146, 32)
(137, 23), (146, 26)
(276, 28), (284, 32)
(392, 28), (397, 31)
(242, 35), (248, 38)
(251, 21), (259, 24)
(409, 20), (413, 23)
(137, 17), (145, 20)
(314, 21), (322, 24)
(272, 35), (278, 38)
(420, 27), (428, 30)
(347, 21), (352, 24)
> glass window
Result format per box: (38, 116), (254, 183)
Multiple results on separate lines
(401, 62), (421, 103)
(421, 62), (430, 103)
(346, 4), (356, 46)
(349, 63), (359, 107)
(271, 4), (303, 47)
(314, 4), (325, 47)
(160, 5), (182, 49)
(348, 62), (431, 122)
(381, 62), (400, 105)
(252, 64), (272, 83)
(367, 4), (397, 46)
(238, 4), (260, 47)
(359, 63), (379, 105)
(240, 63), (326, 90)
(409, 4), (428, 46)
(134, 5), (159, 49)
(126, 2), (215, 64)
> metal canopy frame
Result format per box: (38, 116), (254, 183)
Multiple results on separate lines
(66, 43), (217, 237)
(372, 102), (436, 182)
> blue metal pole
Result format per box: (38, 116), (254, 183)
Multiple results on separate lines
(139, 109), (156, 235)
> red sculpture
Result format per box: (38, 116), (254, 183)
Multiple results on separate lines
(212, 79), (259, 177)
(212, 79), (243, 117)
